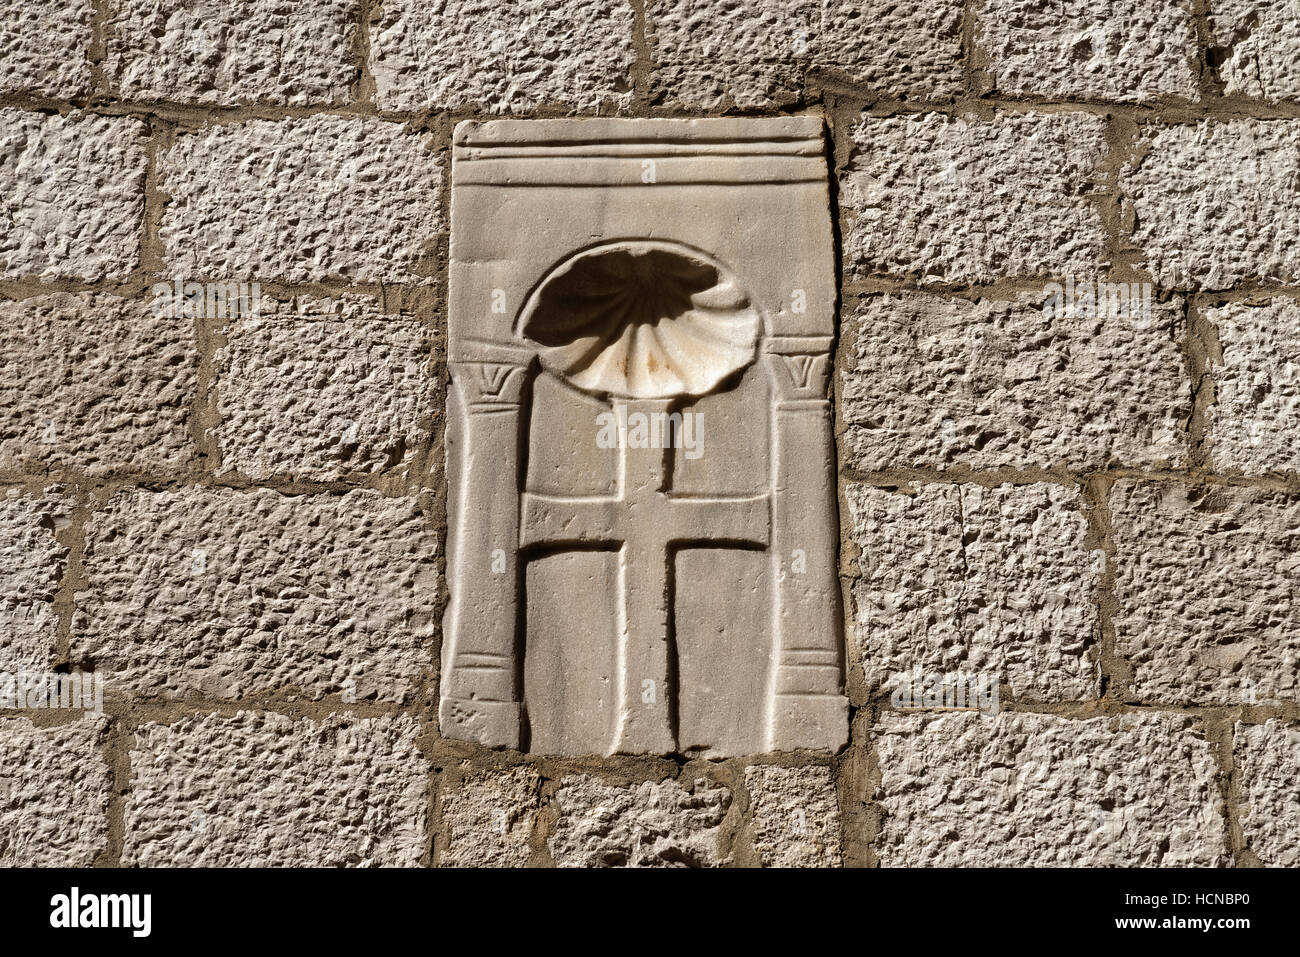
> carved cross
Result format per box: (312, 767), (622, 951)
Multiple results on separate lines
(519, 397), (771, 754)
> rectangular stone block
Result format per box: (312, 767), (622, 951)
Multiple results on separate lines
(1110, 481), (1300, 705)
(437, 765), (538, 867)
(647, 0), (964, 109)
(847, 483), (1100, 702)
(744, 764), (840, 867)
(213, 294), (434, 481)
(1122, 120), (1300, 289)
(1210, 0), (1300, 104)
(975, 0), (1198, 102)
(124, 712), (428, 866)
(840, 111), (1107, 283)
(0, 490), (71, 673)
(71, 488), (438, 702)
(0, 0), (92, 98)
(0, 293), (197, 475)
(874, 712), (1226, 866)
(369, 0), (635, 113)
(842, 291), (1188, 471)
(550, 775), (731, 867)
(106, 0), (356, 106)
(1235, 720), (1300, 867)
(0, 109), (148, 282)
(158, 114), (443, 284)
(0, 716), (110, 866)
(1206, 297), (1300, 475)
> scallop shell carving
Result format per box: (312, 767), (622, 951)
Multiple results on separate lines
(518, 242), (761, 399)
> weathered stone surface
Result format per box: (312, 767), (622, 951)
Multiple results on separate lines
(1210, 0), (1300, 104)
(0, 293), (196, 475)
(1235, 720), (1300, 867)
(975, 0), (1198, 102)
(0, 0), (92, 98)
(369, 0), (635, 113)
(0, 109), (148, 282)
(438, 766), (538, 867)
(843, 291), (1187, 470)
(214, 295), (434, 481)
(442, 118), (846, 757)
(1110, 481), (1300, 705)
(646, 0), (964, 109)
(0, 717), (109, 866)
(159, 114), (443, 284)
(1122, 120), (1300, 289)
(106, 0), (356, 105)
(71, 488), (438, 701)
(875, 712), (1226, 866)
(847, 483), (1099, 701)
(1206, 298), (1300, 475)
(841, 112), (1107, 283)
(0, 491), (70, 673)
(124, 712), (427, 866)
(744, 764), (840, 867)
(550, 775), (731, 867)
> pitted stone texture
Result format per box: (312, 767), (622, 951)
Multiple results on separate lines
(1210, 0), (1300, 104)
(0, 491), (71, 673)
(125, 712), (427, 866)
(843, 292), (1187, 470)
(745, 765), (840, 867)
(975, 0), (1198, 102)
(1122, 120), (1300, 289)
(439, 766), (538, 867)
(214, 295), (434, 481)
(646, 0), (964, 109)
(370, 0), (635, 113)
(1206, 298), (1300, 475)
(106, 0), (356, 106)
(841, 112), (1107, 283)
(1235, 720), (1300, 867)
(848, 483), (1099, 701)
(159, 114), (443, 284)
(1111, 481), (1300, 705)
(0, 0), (92, 98)
(0, 294), (196, 475)
(0, 110), (147, 282)
(875, 712), (1226, 866)
(550, 775), (731, 867)
(0, 717), (109, 866)
(71, 488), (438, 701)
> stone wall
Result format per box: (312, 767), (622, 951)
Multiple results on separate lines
(0, 0), (1297, 867)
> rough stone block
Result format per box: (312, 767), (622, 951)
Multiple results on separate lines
(744, 764), (840, 867)
(1110, 481), (1300, 705)
(646, 0), (964, 108)
(847, 482), (1099, 702)
(874, 711), (1226, 866)
(124, 712), (428, 866)
(0, 0), (92, 98)
(0, 490), (71, 673)
(841, 111), (1107, 283)
(159, 114), (443, 284)
(550, 775), (731, 867)
(1122, 120), (1300, 289)
(1235, 719), (1300, 867)
(1210, 0), (1300, 104)
(0, 109), (148, 282)
(213, 295), (434, 481)
(369, 0), (635, 113)
(438, 766), (538, 867)
(71, 488), (438, 701)
(0, 293), (196, 475)
(842, 291), (1188, 470)
(1206, 297), (1300, 474)
(0, 717), (110, 866)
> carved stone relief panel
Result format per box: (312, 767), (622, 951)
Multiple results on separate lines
(442, 117), (847, 757)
